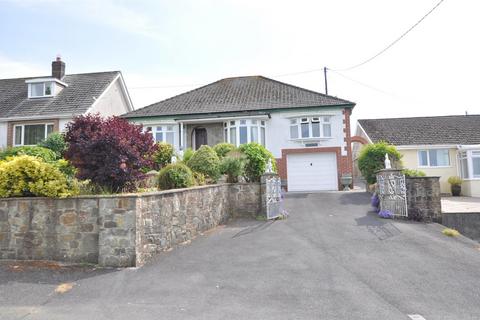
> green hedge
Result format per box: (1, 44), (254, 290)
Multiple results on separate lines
(0, 146), (57, 163)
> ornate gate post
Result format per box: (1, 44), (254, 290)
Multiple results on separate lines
(261, 172), (282, 219)
(376, 169), (408, 218)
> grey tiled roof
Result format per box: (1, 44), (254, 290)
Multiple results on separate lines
(124, 76), (354, 118)
(358, 115), (480, 145)
(0, 71), (120, 118)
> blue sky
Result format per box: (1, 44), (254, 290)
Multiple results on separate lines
(1, 0), (479, 126)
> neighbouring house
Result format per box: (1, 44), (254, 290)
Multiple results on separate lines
(0, 57), (134, 148)
(355, 115), (480, 196)
(123, 76), (356, 192)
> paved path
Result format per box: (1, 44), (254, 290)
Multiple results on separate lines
(442, 196), (480, 213)
(2, 192), (480, 319)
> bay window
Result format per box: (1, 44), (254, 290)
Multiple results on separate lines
(290, 116), (332, 139)
(145, 125), (175, 144)
(418, 149), (450, 167)
(224, 119), (265, 146)
(13, 123), (54, 146)
(457, 150), (480, 179)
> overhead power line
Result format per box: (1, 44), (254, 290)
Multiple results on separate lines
(331, 0), (446, 71)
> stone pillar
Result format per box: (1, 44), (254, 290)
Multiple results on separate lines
(405, 177), (441, 222)
(260, 173), (281, 219)
(98, 197), (137, 267)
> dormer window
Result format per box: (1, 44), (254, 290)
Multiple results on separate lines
(30, 82), (53, 97)
(26, 78), (67, 98)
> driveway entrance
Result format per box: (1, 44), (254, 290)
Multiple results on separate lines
(2, 192), (480, 319)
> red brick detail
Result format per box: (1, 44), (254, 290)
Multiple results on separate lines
(343, 108), (354, 184)
(351, 135), (368, 145)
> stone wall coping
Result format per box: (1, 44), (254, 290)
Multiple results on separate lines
(0, 182), (261, 202)
(406, 176), (441, 179)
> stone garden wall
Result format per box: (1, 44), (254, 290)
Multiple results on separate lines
(0, 183), (261, 268)
(405, 177), (442, 222)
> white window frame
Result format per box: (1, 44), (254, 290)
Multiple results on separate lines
(13, 123), (54, 146)
(289, 116), (332, 140)
(224, 119), (266, 146)
(459, 150), (480, 180)
(28, 82), (55, 98)
(148, 125), (175, 145)
(417, 149), (451, 168)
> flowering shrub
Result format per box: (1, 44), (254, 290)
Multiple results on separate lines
(371, 193), (380, 210)
(0, 155), (77, 198)
(64, 114), (156, 192)
(378, 210), (393, 219)
(238, 143), (276, 182)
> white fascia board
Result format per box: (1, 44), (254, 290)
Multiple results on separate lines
(0, 114), (74, 122)
(117, 72), (135, 111)
(356, 122), (373, 143)
(25, 77), (68, 87)
(136, 120), (177, 125)
(396, 144), (458, 150)
(178, 115), (269, 124)
(457, 144), (480, 150)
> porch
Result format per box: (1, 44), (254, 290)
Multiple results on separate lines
(177, 113), (268, 150)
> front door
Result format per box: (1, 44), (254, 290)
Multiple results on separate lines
(194, 128), (207, 150)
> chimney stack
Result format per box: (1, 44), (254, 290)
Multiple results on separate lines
(52, 55), (65, 79)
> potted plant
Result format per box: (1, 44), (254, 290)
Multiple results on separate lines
(448, 176), (463, 196)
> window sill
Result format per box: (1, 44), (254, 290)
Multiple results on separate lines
(29, 95), (54, 99)
(417, 166), (453, 169)
(290, 137), (332, 142)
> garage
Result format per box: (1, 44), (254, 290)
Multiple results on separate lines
(286, 152), (338, 191)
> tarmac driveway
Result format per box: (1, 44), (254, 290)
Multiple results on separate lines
(2, 192), (480, 320)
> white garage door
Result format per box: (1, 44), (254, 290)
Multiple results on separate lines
(287, 153), (338, 191)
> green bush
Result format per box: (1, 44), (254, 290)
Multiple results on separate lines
(38, 132), (67, 159)
(54, 159), (77, 178)
(186, 145), (221, 181)
(0, 146), (56, 163)
(213, 143), (236, 158)
(220, 156), (245, 183)
(448, 176), (463, 186)
(182, 148), (195, 163)
(153, 142), (174, 169)
(157, 163), (195, 190)
(193, 172), (206, 186)
(402, 169), (426, 177)
(238, 143), (277, 182)
(0, 155), (77, 198)
(357, 142), (402, 185)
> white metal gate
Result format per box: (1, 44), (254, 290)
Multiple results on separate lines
(266, 175), (282, 219)
(377, 172), (408, 218)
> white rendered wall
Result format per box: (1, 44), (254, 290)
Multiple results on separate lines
(88, 79), (130, 117)
(265, 108), (345, 158)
